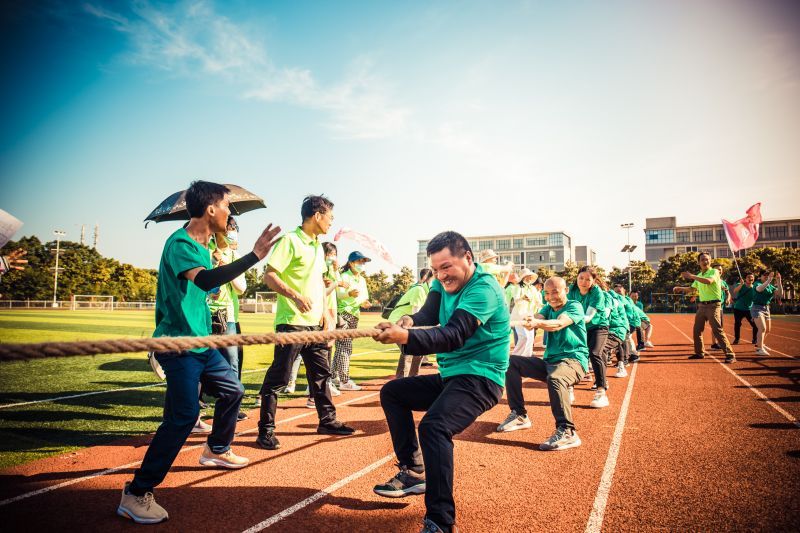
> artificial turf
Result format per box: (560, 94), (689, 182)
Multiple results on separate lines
(0, 310), (398, 469)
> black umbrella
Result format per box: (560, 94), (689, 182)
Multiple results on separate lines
(144, 184), (266, 225)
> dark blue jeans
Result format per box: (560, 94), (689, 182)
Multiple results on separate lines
(129, 348), (244, 495)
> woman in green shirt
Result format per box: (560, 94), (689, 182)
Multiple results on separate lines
(751, 270), (784, 355)
(731, 273), (757, 345)
(332, 251), (372, 390)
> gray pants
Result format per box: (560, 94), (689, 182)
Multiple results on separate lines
(693, 301), (734, 356)
(394, 344), (424, 379)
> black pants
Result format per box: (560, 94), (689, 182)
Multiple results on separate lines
(380, 374), (502, 528)
(603, 334), (625, 364)
(635, 326), (643, 347)
(588, 328), (609, 390)
(258, 325), (336, 431)
(236, 321), (243, 381)
(733, 309), (757, 343)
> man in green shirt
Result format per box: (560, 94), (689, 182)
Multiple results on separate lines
(119, 181), (281, 524)
(673, 252), (735, 362)
(256, 195), (355, 451)
(498, 276), (588, 451)
(372, 232), (509, 533)
(390, 268), (434, 379)
(731, 273), (757, 345)
(710, 265), (731, 350)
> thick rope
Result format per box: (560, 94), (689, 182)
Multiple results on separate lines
(0, 320), (529, 362)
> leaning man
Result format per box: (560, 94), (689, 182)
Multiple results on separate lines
(373, 231), (509, 533)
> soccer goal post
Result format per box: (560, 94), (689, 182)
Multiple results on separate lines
(71, 295), (115, 311)
(254, 291), (277, 313)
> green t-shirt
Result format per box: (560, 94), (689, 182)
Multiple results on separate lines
(430, 263), (510, 387)
(337, 270), (370, 316)
(691, 268), (722, 302)
(606, 290), (629, 341)
(154, 228), (213, 351)
(388, 283), (429, 323)
(720, 280), (730, 307)
(267, 227), (326, 327)
(539, 300), (589, 372)
(752, 281), (777, 306)
(566, 284), (609, 330)
(634, 300), (644, 311)
(733, 283), (755, 311)
(636, 306), (650, 322)
(207, 243), (240, 318)
(504, 284), (520, 306)
(324, 264), (340, 314)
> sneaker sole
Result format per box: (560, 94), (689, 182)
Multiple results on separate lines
(117, 505), (168, 524)
(199, 457), (250, 469)
(496, 422), (532, 433)
(373, 484), (426, 498)
(257, 441), (281, 450)
(589, 401), (609, 409)
(317, 428), (356, 436)
(540, 438), (582, 451)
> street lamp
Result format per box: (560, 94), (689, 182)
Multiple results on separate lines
(620, 223), (637, 293)
(52, 230), (66, 307)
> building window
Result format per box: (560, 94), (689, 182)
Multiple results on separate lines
(479, 240), (493, 251)
(716, 229), (726, 242)
(645, 229), (675, 244)
(548, 250), (557, 262)
(513, 253), (524, 264)
(677, 232), (690, 243)
(791, 225), (800, 237)
(693, 230), (713, 242)
(716, 247), (730, 258)
(786, 242), (798, 249)
(526, 237), (547, 247)
(496, 239), (511, 251)
(548, 233), (563, 247)
(763, 226), (788, 240)
(469, 241), (478, 250)
(513, 238), (524, 249)
(686, 246), (698, 252)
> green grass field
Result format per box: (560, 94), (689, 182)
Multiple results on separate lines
(0, 310), (399, 469)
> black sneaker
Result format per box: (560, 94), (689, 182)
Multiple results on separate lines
(317, 420), (355, 436)
(256, 430), (280, 450)
(732, 339), (739, 345)
(688, 354), (705, 360)
(629, 354), (640, 363)
(725, 355), (736, 364)
(237, 411), (248, 421)
(710, 343), (721, 350)
(373, 467), (426, 498)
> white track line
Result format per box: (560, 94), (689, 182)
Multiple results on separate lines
(584, 359), (639, 533)
(0, 391), (381, 507)
(242, 453), (396, 532)
(664, 318), (800, 430)
(0, 348), (397, 410)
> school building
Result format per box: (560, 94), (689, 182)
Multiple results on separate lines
(644, 216), (800, 268)
(416, 231), (581, 274)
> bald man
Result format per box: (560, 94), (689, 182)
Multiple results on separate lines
(496, 277), (589, 451)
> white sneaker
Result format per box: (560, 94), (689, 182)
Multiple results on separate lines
(589, 391), (609, 408)
(284, 380), (296, 394)
(496, 410), (532, 432)
(568, 386), (575, 405)
(191, 418), (212, 434)
(755, 347), (770, 356)
(118, 482), (169, 524)
(305, 398), (316, 409)
(539, 427), (581, 451)
(644, 341), (654, 348)
(147, 352), (166, 381)
(615, 363), (628, 378)
(339, 380), (362, 391)
(199, 444), (249, 469)
(328, 381), (342, 397)
(253, 395), (262, 407)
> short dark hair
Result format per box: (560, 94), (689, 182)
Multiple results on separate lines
(186, 181), (230, 218)
(426, 231), (472, 259)
(301, 195), (334, 221)
(419, 268), (433, 281)
(758, 269), (770, 277)
(322, 242), (337, 255)
(698, 251), (711, 260)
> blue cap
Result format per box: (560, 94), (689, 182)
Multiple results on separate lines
(347, 250), (371, 263)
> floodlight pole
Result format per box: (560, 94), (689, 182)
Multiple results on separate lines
(52, 230), (66, 307)
(621, 223), (634, 293)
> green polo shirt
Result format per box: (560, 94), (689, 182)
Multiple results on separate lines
(733, 284), (755, 311)
(337, 270), (369, 316)
(720, 280), (730, 307)
(154, 228), (212, 351)
(267, 226), (326, 327)
(606, 290), (629, 341)
(692, 268), (723, 302)
(324, 263), (340, 314)
(753, 281), (777, 306)
(566, 284), (609, 330)
(388, 283), (429, 323)
(504, 283), (520, 306)
(539, 300), (589, 372)
(430, 263), (510, 387)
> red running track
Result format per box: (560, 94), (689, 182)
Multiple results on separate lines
(0, 314), (798, 532)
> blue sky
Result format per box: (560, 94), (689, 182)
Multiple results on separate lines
(2, 0), (799, 273)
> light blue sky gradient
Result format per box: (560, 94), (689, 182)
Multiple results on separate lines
(2, 0), (799, 274)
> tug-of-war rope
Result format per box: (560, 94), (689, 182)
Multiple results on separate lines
(0, 321), (527, 362)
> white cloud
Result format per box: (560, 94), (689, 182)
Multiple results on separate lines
(84, 0), (409, 139)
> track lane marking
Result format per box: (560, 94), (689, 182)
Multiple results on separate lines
(664, 318), (800, 430)
(241, 453), (396, 532)
(584, 359), (639, 533)
(0, 390), (382, 507)
(0, 348), (397, 410)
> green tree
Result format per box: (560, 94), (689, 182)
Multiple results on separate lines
(388, 266), (415, 301)
(536, 266), (556, 281)
(557, 261), (579, 285)
(365, 270), (391, 306)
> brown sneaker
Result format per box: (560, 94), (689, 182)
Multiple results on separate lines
(198, 443), (250, 469)
(117, 482), (169, 524)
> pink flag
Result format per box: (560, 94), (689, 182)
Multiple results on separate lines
(334, 227), (396, 265)
(722, 203), (762, 252)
